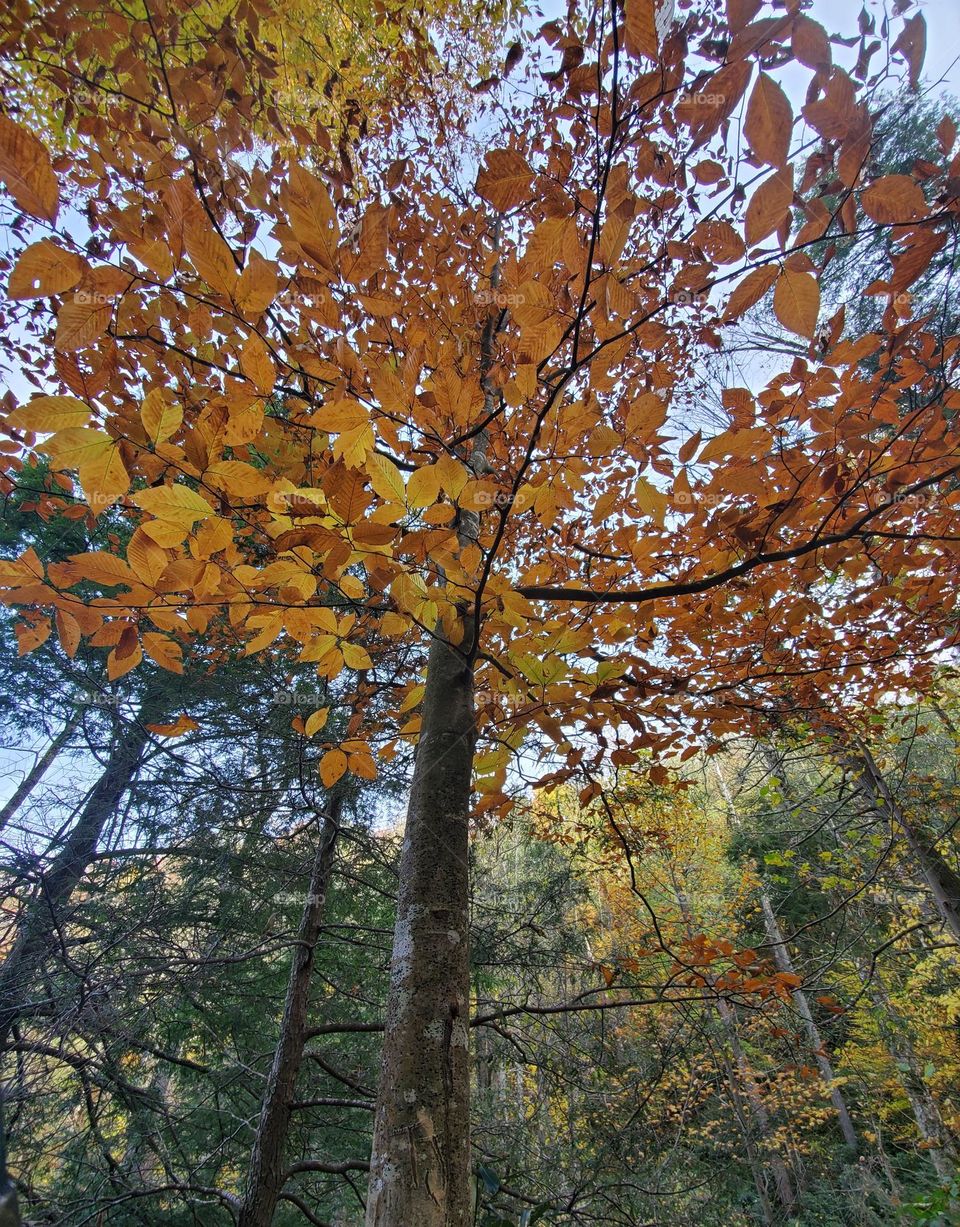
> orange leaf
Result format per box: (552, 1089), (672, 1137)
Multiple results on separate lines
(0, 116), (59, 221)
(773, 268), (819, 339)
(319, 747), (348, 787)
(744, 73), (793, 168)
(8, 240), (85, 299)
(860, 175), (927, 225)
(475, 149), (533, 211)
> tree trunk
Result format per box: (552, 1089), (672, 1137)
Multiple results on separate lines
(672, 868), (795, 1215)
(863, 971), (957, 1182)
(239, 795), (342, 1227)
(0, 712), (81, 834)
(365, 619), (476, 1227)
(759, 893), (859, 1151)
(0, 705), (152, 1046)
(0, 1097), (20, 1227)
(366, 231), (501, 1227)
(845, 739), (960, 943)
(715, 996), (797, 1212)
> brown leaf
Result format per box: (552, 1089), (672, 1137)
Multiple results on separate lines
(744, 166), (794, 247)
(475, 149), (533, 211)
(860, 175), (927, 224)
(773, 268), (819, 338)
(0, 116), (59, 222)
(8, 240), (85, 299)
(744, 73), (793, 168)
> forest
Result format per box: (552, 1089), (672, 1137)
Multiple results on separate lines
(0, 0), (958, 1223)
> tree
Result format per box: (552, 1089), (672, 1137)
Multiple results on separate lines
(1, 0), (958, 1223)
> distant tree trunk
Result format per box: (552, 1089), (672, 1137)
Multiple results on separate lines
(715, 996), (797, 1212)
(738, 750), (859, 1152)
(0, 709), (150, 1227)
(0, 712), (80, 834)
(845, 739), (960, 943)
(862, 971), (957, 1182)
(672, 866), (796, 1215)
(759, 894), (859, 1151)
(0, 1097), (20, 1227)
(239, 794), (343, 1227)
(0, 705), (152, 1046)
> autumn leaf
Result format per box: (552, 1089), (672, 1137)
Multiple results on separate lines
(143, 632), (185, 674)
(141, 389), (183, 445)
(623, 0), (660, 60)
(0, 115), (59, 221)
(132, 484), (214, 528)
(7, 395), (92, 432)
(860, 175), (927, 224)
(744, 167), (794, 247)
(55, 296), (112, 351)
(319, 747), (348, 787)
(773, 268), (819, 339)
(744, 73), (793, 168)
(304, 707), (329, 736)
(475, 149), (533, 211)
(723, 265), (778, 321)
(8, 240), (85, 299)
(147, 714), (199, 737)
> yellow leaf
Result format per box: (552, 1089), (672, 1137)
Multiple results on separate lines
(366, 452), (406, 504)
(304, 707), (330, 737)
(407, 464), (442, 509)
(7, 395), (92, 432)
(633, 476), (669, 525)
(183, 218), (238, 298)
(240, 333), (276, 395)
(141, 388), (182, 445)
(435, 454), (469, 498)
(78, 440), (129, 512)
(133, 484), (214, 527)
(244, 614), (284, 654)
(319, 747), (347, 787)
(142, 632), (184, 674)
(284, 164), (340, 270)
(342, 642), (372, 670)
(127, 529), (168, 587)
(0, 115), (59, 221)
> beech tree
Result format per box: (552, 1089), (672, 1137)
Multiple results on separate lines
(0, 0), (959, 1223)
